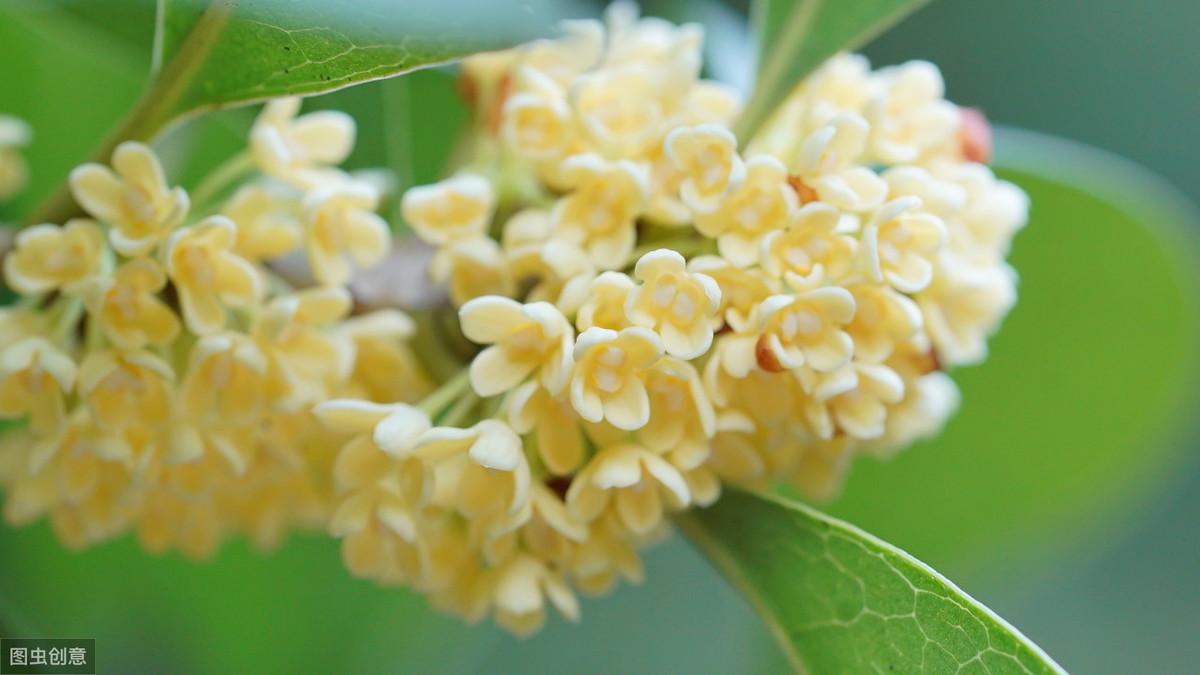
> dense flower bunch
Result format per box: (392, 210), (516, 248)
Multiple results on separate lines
(0, 100), (431, 557)
(0, 3), (1027, 636)
(318, 5), (1026, 634)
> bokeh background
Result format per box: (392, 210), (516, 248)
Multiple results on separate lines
(1, 0), (1198, 672)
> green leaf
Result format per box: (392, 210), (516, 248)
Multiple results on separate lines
(679, 488), (1066, 674)
(154, 0), (559, 122)
(737, 0), (931, 141)
(25, 0), (563, 225)
(828, 128), (1200, 584)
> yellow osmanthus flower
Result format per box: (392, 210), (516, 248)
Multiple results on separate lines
(501, 67), (574, 162)
(843, 281), (924, 363)
(251, 97), (355, 189)
(565, 443), (690, 534)
(0, 5), (1031, 638)
(503, 226), (595, 314)
(412, 420), (533, 536)
(0, 337), (76, 435)
(334, 310), (431, 404)
(570, 326), (663, 430)
(664, 124), (744, 213)
(3, 219), (104, 295)
(251, 287), (354, 409)
(303, 182), (390, 286)
(70, 141), (188, 256)
(181, 334), (270, 426)
(163, 215), (263, 335)
(861, 196), (946, 293)
(693, 155), (798, 267)
(76, 349), (173, 432)
(488, 553), (580, 637)
(571, 67), (663, 157)
(459, 296), (574, 397)
(640, 356), (715, 468)
(686, 256), (777, 333)
(797, 361), (906, 440)
(551, 154), (647, 269)
(866, 61), (961, 164)
(575, 271), (635, 331)
(795, 114), (887, 211)
(432, 236), (514, 307)
(759, 202), (856, 291)
(625, 249), (720, 358)
(222, 183), (303, 261)
(507, 381), (586, 475)
(756, 288), (857, 372)
(82, 259), (180, 350)
(917, 257), (1017, 367)
(402, 174), (495, 246)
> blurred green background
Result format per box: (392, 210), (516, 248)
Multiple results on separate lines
(1, 0), (1199, 673)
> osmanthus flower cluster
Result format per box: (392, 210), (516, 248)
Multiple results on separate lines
(0, 100), (428, 557)
(313, 5), (1026, 634)
(0, 3), (1028, 637)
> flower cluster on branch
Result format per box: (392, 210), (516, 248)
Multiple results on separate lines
(0, 3), (1026, 636)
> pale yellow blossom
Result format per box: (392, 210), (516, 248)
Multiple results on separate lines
(163, 215), (263, 335)
(866, 61), (961, 164)
(490, 553), (580, 636)
(82, 259), (180, 350)
(798, 361), (906, 440)
(664, 124), (744, 213)
(222, 183), (303, 261)
(686, 256), (777, 333)
(571, 67), (663, 157)
(507, 381), (586, 475)
(0, 337), (76, 434)
(4, 219), (104, 295)
(917, 257), (1016, 367)
(932, 162), (1029, 261)
(552, 154), (647, 269)
(505, 237), (595, 314)
(843, 281), (924, 363)
(795, 114), (887, 211)
(431, 236), (514, 307)
(412, 420), (532, 529)
(566, 443), (690, 534)
(303, 181), (390, 286)
(252, 286), (354, 409)
(181, 333), (270, 426)
(756, 288), (856, 372)
(569, 514), (646, 595)
(575, 271), (635, 331)
(861, 196), (946, 293)
(70, 141), (188, 256)
(522, 19), (604, 86)
(625, 249), (720, 358)
(77, 349), (173, 432)
(250, 97), (355, 188)
(402, 174), (494, 246)
(499, 483), (589, 565)
(640, 357), (715, 468)
(694, 155), (797, 267)
(502, 67), (574, 161)
(335, 310), (432, 403)
(760, 202), (856, 290)
(570, 326), (663, 430)
(459, 296), (574, 396)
